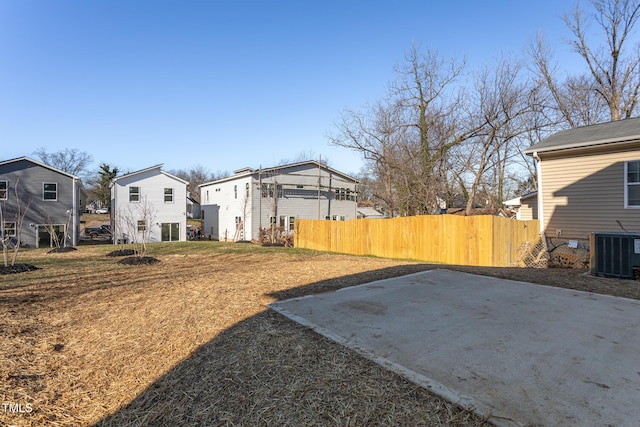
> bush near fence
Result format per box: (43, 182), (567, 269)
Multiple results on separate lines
(294, 215), (545, 268)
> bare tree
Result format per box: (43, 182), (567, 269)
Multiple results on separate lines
(564, 0), (640, 121)
(169, 165), (229, 203)
(34, 147), (94, 178)
(461, 57), (535, 213)
(117, 196), (157, 257)
(43, 210), (72, 249)
(330, 45), (483, 216)
(0, 180), (32, 266)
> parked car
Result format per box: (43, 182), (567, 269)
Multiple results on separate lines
(84, 224), (112, 239)
(95, 208), (109, 214)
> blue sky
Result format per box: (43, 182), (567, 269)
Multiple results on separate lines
(1, 0), (582, 177)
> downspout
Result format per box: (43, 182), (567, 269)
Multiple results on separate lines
(533, 151), (544, 236)
(72, 178), (78, 246)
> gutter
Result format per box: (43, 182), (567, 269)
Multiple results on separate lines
(533, 151), (544, 236)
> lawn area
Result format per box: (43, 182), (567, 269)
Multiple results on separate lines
(1, 241), (636, 425)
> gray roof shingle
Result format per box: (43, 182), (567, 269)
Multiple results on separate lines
(524, 117), (640, 155)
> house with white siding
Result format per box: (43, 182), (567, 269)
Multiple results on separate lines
(110, 164), (188, 243)
(524, 117), (640, 241)
(200, 161), (358, 241)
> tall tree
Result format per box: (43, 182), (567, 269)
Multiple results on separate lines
(461, 56), (534, 213)
(564, 0), (640, 121)
(34, 147), (93, 178)
(169, 165), (229, 203)
(95, 164), (119, 209)
(329, 46), (480, 216)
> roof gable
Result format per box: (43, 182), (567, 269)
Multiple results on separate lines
(0, 156), (80, 180)
(112, 164), (189, 185)
(200, 160), (358, 187)
(525, 117), (640, 155)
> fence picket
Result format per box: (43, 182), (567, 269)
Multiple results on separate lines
(294, 215), (541, 267)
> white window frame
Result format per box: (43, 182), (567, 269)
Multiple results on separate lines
(625, 160), (640, 208)
(164, 187), (174, 203)
(2, 221), (16, 237)
(0, 180), (7, 200)
(137, 220), (146, 231)
(129, 186), (140, 203)
(43, 182), (58, 201)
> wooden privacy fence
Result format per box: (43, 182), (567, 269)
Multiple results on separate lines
(294, 215), (542, 267)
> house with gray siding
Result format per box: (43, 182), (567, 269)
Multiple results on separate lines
(524, 117), (640, 241)
(0, 157), (84, 248)
(200, 161), (358, 241)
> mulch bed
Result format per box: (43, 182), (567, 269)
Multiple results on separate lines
(48, 247), (78, 254)
(106, 249), (136, 257)
(0, 263), (40, 275)
(116, 256), (161, 265)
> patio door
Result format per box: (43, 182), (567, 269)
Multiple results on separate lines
(37, 225), (65, 248)
(161, 223), (180, 242)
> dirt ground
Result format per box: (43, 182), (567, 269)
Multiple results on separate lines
(1, 242), (637, 426)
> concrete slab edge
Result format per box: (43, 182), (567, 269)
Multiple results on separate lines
(268, 301), (524, 427)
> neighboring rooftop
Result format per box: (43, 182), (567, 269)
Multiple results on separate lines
(524, 117), (640, 155)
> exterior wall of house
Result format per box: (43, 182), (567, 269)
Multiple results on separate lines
(518, 195), (538, 221)
(200, 175), (253, 241)
(111, 169), (187, 243)
(539, 145), (640, 240)
(0, 159), (81, 247)
(200, 163), (358, 241)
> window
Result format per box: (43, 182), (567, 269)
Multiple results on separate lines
(234, 185), (238, 199)
(137, 220), (146, 231)
(289, 216), (295, 231)
(261, 184), (282, 198)
(626, 161), (640, 207)
(43, 183), (57, 201)
(2, 221), (16, 237)
(164, 187), (174, 203)
(279, 216), (286, 227)
(0, 181), (7, 200)
(335, 188), (355, 201)
(246, 183), (249, 197)
(130, 186), (140, 202)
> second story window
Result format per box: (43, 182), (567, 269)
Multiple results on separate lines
(129, 186), (140, 202)
(43, 183), (57, 201)
(0, 180), (7, 200)
(164, 188), (174, 203)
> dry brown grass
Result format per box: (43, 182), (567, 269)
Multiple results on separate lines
(1, 241), (636, 426)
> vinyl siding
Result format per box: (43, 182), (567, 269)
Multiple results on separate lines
(539, 147), (640, 239)
(111, 169), (187, 242)
(519, 195), (538, 221)
(0, 159), (81, 247)
(201, 163), (358, 241)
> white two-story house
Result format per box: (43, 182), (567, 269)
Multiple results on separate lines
(110, 164), (188, 243)
(199, 161), (358, 241)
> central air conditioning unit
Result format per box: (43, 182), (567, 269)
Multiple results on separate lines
(590, 232), (640, 279)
